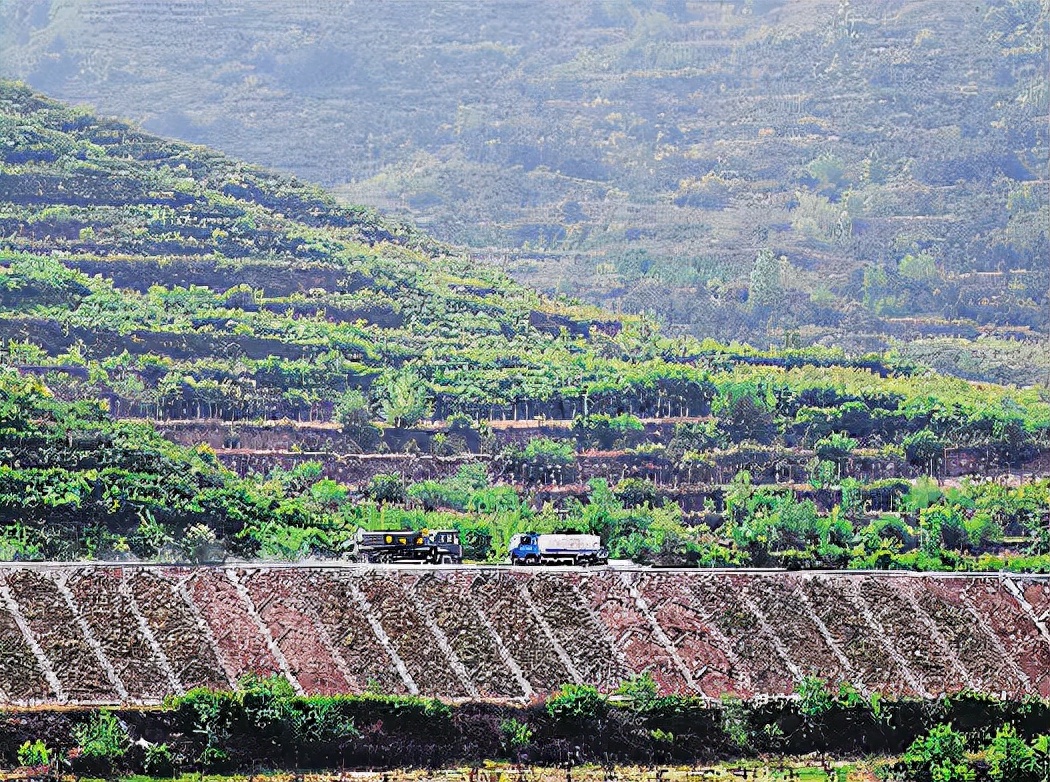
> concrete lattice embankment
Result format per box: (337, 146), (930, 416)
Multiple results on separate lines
(0, 565), (1048, 706)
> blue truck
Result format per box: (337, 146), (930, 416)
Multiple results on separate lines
(508, 532), (608, 566)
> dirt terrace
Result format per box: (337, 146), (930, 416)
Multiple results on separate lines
(0, 566), (1046, 706)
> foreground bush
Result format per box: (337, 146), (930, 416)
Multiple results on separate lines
(1, 678), (1049, 774)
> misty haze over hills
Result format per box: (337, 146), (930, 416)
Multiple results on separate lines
(1, 0), (1047, 376)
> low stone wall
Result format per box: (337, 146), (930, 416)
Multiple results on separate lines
(215, 450), (485, 483)
(0, 565), (1046, 706)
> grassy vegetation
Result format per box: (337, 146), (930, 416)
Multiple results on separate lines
(5, 347), (1050, 568)
(893, 338), (1050, 388)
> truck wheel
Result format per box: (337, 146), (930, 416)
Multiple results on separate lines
(526, 555), (539, 566)
(439, 554), (453, 565)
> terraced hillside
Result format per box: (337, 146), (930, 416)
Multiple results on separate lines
(2, 80), (1050, 572)
(2, 0), (1046, 355)
(0, 565), (1048, 705)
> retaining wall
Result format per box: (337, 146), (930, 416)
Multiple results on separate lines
(0, 565), (1046, 706)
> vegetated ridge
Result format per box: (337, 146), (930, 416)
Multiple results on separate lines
(1, 81), (1050, 573)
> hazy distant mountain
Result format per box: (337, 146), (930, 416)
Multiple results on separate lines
(2, 0), (1046, 349)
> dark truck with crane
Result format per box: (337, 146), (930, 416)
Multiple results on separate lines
(349, 528), (463, 564)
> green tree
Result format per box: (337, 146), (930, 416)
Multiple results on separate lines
(720, 695), (753, 750)
(572, 413), (643, 450)
(795, 675), (834, 717)
(858, 514), (914, 554)
(862, 264), (889, 311)
(499, 718), (534, 757)
(714, 387), (777, 445)
(899, 723), (972, 782)
(377, 368), (432, 427)
(1031, 735), (1050, 782)
(920, 503), (969, 553)
(904, 430), (945, 474)
(814, 432), (858, 476)
(504, 437), (576, 483)
(366, 473), (406, 504)
(144, 743), (176, 777)
(985, 724), (1037, 782)
(899, 252), (938, 283)
(545, 684), (608, 721)
(748, 248), (783, 309)
(73, 710), (129, 774)
(806, 153), (847, 193)
(615, 672), (659, 711)
(613, 477), (657, 509)
(614, 505), (700, 566)
(181, 523), (221, 564)
(335, 389), (380, 451)
(17, 740), (49, 768)
(807, 458), (838, 490)
(903, 476), (943, 512)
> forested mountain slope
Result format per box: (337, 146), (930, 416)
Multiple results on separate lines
(1, 0), (1046, 354)
(2, 81), (1050, 570)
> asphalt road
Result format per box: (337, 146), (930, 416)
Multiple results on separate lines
(0, 559), (1046, 580)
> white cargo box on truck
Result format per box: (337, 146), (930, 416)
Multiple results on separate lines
(535, 534), (602, 554)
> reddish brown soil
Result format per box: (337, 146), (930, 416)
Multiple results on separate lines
(240, 569), (352, 694)
(66, 569), (171, 700)
(356, 572), (470, 699)
(4, 570), (116, 701)
(186, 568), (283, 682)
(577, 571), (695, 695)
(634, 571), (738, 697)
(0, 566), (1045, 705)
(128, 569), (231, 692)
(798, 577), (921, 696)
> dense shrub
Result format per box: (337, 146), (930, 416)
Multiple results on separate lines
(897, 723), (971, 782)
(545, 684), (608, 722)
(571, 413), (643, 450)
(366, 473), (407, 504)
(16, 740), (49, 768)
(71, 710), (129, 775)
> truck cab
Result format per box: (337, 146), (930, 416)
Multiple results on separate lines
(428, 530), (462, 564)
(508, 533), (541, 565)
